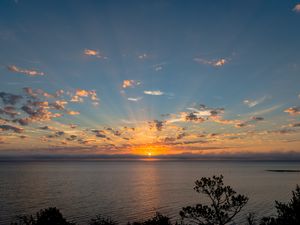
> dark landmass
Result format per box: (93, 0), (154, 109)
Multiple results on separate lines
(266, 169), (300, 172)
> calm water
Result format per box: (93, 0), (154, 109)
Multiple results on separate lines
(0, 160), (300, 225)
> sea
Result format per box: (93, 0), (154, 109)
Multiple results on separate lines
(0, 160), (300, 225)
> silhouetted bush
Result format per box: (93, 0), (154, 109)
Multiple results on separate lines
(11, 207), (75, 225)
(88, 215), (118, 225)
(128, 212), (172, 225)
(259, 185), (300, 225)
(180, 175), (248, 225)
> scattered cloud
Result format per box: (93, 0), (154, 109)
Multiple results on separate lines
(138, 53), (147, 59)
(7, 65), (44, 76)
(122, 80), (141, 88)
(293, 4), (300, 12)
(194, 58), (228, 67)
(127, 97), (142, 102)
(284, 106), (300, 115)
(50, 100), (68, 110)
(144, 90), (164, 96)
(148, 120), (165, 131)
(251, 104), (282, 116)
(83, 49), (107, 59)
(66, 110), (80, 115)
(71, 89), (99, 105)
(243, 96), (268, 108)
(153, 63), (165, 71)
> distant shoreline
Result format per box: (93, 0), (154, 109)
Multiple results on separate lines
(266, 169), (300, 172)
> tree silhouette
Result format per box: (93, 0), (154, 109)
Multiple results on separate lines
(11, 207), (75, 225)
(180, 175), (248, 225)
(128, 212), (172, 225)
(88, 215), (118, 225)
(260, 185), (300, 225)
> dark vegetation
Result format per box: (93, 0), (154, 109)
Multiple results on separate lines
(10, 175), (300, 225)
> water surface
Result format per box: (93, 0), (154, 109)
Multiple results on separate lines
(1, 160), (300, 224)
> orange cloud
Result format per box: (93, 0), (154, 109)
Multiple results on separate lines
(7, 65), (44, 76)
(194, 58), (228, 67)
(293, 4), (300, 12)
(122, 80), (141, 88)
(83, 49), (107, 59)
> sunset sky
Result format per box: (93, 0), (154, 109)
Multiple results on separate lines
(1, 0), (300, 158)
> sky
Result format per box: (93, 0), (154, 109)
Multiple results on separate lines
(1, 0), (300, 158)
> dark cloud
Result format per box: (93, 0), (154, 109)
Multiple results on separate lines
(39, 126), (54, 130)
(268, 128), (297, 135)
(149, 120), (165, 131)
(289, 122), (300, 127)
(0, 92), (22, 105)
(13, 118), (31, 126)
(0, 106), (20, 118)
(185, 112), (205, 122)
(55, 131), (65, 136)
(0, 124), (23, 133)
(251, 116), (264, 121)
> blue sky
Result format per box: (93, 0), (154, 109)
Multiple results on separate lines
(1, 0), (300, 157)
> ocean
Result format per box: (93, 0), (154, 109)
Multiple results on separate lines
(0, 160), (300, 225)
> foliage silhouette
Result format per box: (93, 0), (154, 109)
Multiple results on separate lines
(11, 207), (75, 225)
(88, 215), (118, 225)
(259, 185), (300, 225)
(180, 175), (248, 225)
(127, 212), (172, 225)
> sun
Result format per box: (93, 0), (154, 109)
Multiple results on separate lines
(132, 144), (169, 156)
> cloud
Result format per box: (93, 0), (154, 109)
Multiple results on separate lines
(76, 89), (90, 97)
(184, 112), (206, 123)
(70, 95), (83, 103)
(251, 104), (282, 116)
(13, 118), (32, 126)
(267, 128), (297, 135)
(21, 105), (62, 121)
(153, 63), (165, 71)
(50, 100), (68, 110)
(127, 97), (142, 102)
(293, 4), (300, 12)
(194, 58), (228, 67)
(243, 96), (268, 108)
(167, 105), (225, 124)
(83, 49), (107, 59)
(284, 106), (300, 115)
(289, 122), (300, 127)
(0, 106), (20, 118)
(0, 92), (23, 105)
(23, 87), (63, 99)
(7, 65), (44, 76)
(250, 116), (264, 121)
(144, 90), (164, 96)
(66, 110), (80, 115)
(122, 80), (141, 88)
(23, 87), (38, 98)
(72, 89), (99, 104)
(0, 124), (23, 133)
(138, 53), (147, 59)
(39, 126), (56, 130)
(148, 120), (165, 131)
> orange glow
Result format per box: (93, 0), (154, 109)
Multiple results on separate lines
(132, 144), (169, 156)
